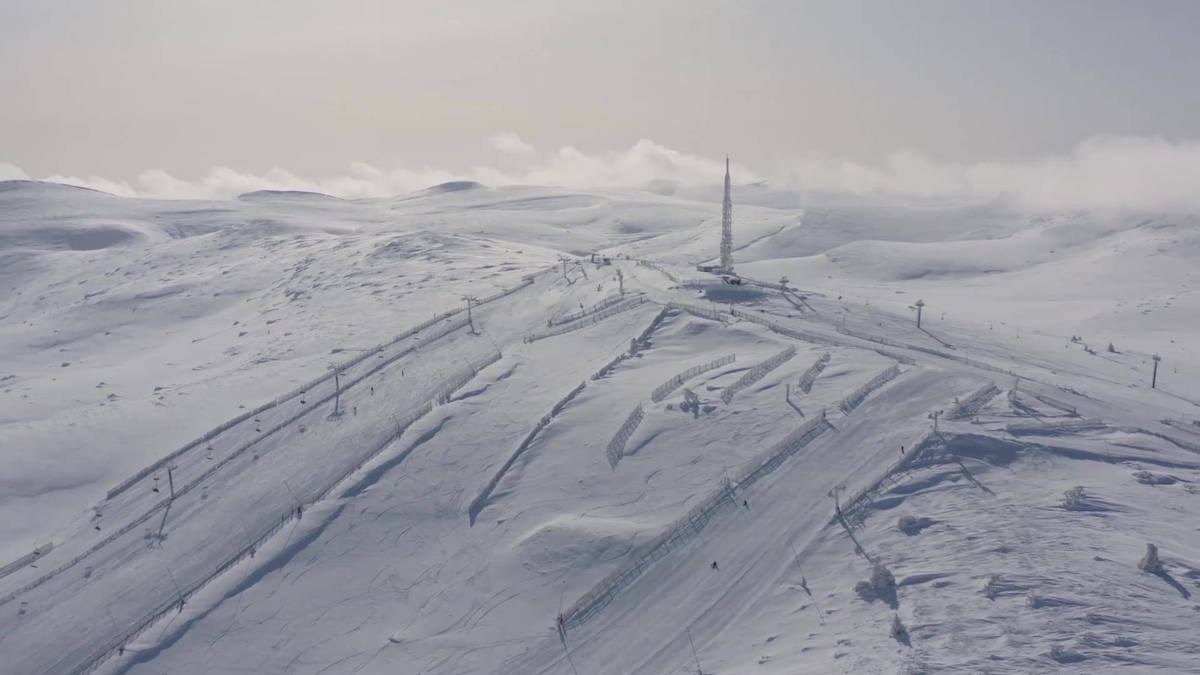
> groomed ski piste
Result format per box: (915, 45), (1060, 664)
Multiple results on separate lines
(2, 180), (1199, 674)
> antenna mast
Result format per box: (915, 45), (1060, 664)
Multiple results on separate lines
(720, 156), (734, 274)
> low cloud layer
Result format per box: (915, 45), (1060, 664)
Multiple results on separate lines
(779, 136), (1200, 212)
(489, 132), (536, 156)
(4, 138), (748, 202)
(5, 135), (1200, 212)
(0, 163), (30, 181)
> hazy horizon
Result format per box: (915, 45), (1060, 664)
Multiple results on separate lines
(4, 0), (1200, 209)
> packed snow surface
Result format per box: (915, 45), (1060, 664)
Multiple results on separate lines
(1, 179), (1199, 674)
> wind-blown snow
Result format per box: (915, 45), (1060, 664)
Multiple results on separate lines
(1, 179), (1198, 674)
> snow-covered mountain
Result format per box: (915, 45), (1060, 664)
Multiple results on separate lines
(1, 179), (1198, 674)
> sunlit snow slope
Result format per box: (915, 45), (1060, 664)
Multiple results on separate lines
(1, 179), (1198, 674)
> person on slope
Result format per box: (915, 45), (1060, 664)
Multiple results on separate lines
(711, 561), (719, 571)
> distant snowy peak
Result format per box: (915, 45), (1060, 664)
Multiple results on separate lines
(0, 181), (157, 251)
(236, 189), (344, 202)
(425, 180), (485, 193)
(0, 179), (113, 197)
(388, 180), (488, 203)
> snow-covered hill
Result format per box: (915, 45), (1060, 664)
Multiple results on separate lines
(1, 179), (1198, 674)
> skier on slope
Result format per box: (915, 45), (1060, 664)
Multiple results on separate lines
(711, 561), (719, 571)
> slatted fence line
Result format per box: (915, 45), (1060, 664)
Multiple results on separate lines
(634, 259), (681, 284)
(839, 365), (901, 414)
(10, 273), (547, 610)
(606, 405), (645, 468)
(948, 383), (1001, 419)
(436, 352), (504, 405)
(550, 293), (636, 326)
(729, 306), (837, 345)
(837, 430), (940, 530)
(1030, 392), (1078, 416)
(835, 325), (1016, 376)
(798, 353), (831, 393)
(468, 380), (588, 526)
(562, 480), (735, 629)
(650, 354), (736, 403)
(563, 414), (833, 630)
(2, 340), (493, 611)
(525, 297), (647, 343)
(590, 352), (628, 381)
(665, 301), (726, 323)
(105, 274), (539, 501)
(672, 295), (1019, 379)
(0, 544), (52, 582)
(473, 306), (678, 523)
(590, 307), (672, 381)
(735, 275), (790, 292)
(731, 415), (833, 488)
(59, 353), (494, 675)
(721, 346), (797, 404)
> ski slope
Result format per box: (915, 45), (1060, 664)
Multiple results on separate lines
(2, 179), (1199, 674)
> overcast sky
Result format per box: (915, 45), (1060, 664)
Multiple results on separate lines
(3, 0), (1200, 204)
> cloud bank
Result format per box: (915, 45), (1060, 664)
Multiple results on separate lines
(5, 135), (1200, 212)
(0, 163), (30, 181)
(779, 136), (1200, 212)
(489, 132), (536, 156)
(10, 138), (750, 202)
